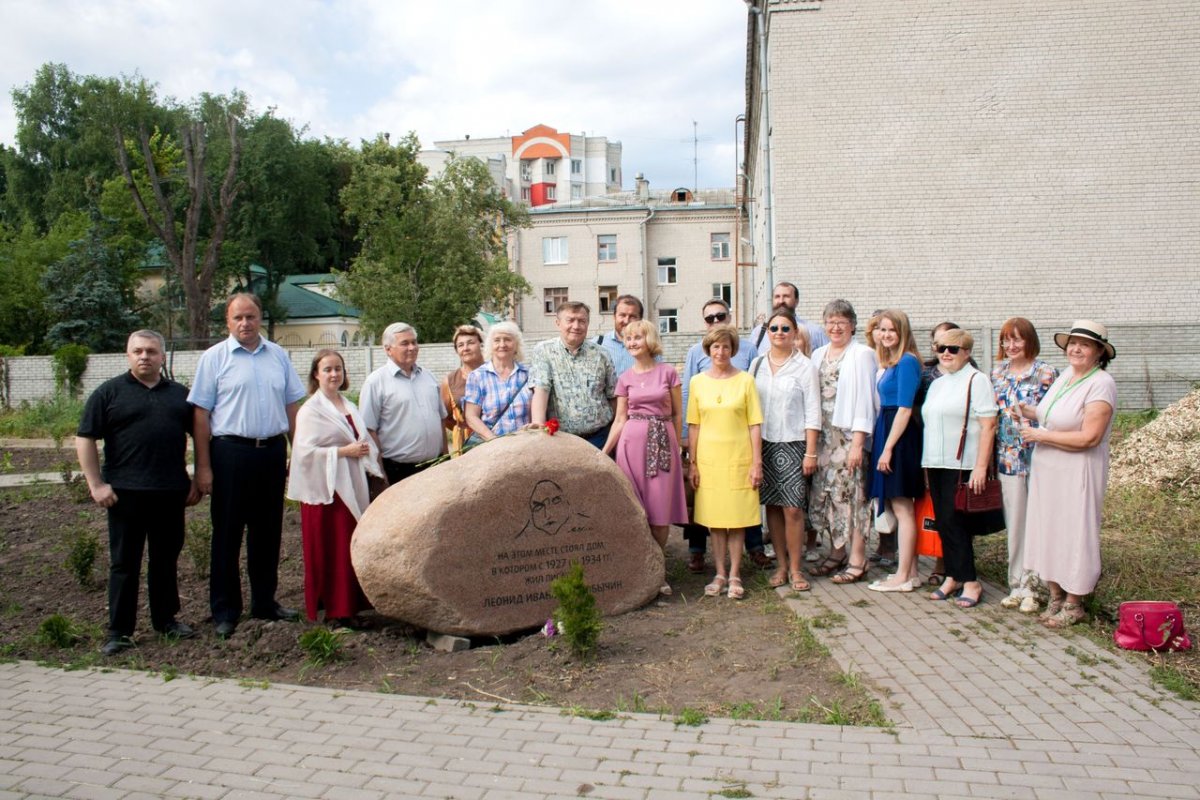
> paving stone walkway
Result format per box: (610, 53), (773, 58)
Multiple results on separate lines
(2, 560), (1198, 799)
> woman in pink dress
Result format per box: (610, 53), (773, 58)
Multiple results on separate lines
(1018, 320), (1117, 630)
(602, 320), (688, 594)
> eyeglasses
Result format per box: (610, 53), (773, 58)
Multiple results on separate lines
(824, 320), (850, 329)
(703, 312), (729, 324)
(934, 344), (963, 354)
(768, 325), (792, 333)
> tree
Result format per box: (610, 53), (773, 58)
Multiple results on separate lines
(338, 135), (530, 340)
(41, 213), (139, 352)
(0, 212), (90, 352)
(113, 92), (245, 347)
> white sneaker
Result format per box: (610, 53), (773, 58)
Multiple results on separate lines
(1019, 595), (1039, 614)
(1000, 590), (1022, 609)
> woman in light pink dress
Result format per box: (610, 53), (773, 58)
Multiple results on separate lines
(1018, 320), (1117, 630)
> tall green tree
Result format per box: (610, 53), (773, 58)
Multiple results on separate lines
(0, 212), (90, 352)
(338, 136), (529, 339)
(41, 214), (139, 352)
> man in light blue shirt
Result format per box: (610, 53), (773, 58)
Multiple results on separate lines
(748, 282), (829, 354)
(680, 298), (770, 572)
(190, 293), (307, 639)
(596, 294), (651, 377)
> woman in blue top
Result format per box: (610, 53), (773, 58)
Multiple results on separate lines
(865, 310), (925, 591)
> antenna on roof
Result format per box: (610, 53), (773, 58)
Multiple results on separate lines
(692, 121), (699, 193)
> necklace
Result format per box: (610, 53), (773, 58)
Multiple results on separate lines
(1043, 366), (1099, 421)
(768, 352), (789, 369)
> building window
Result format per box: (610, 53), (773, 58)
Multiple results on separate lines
(597, 234), (617, 262)
(571, 159), (582, 175)
(598, 286), (619, 313)
(710, 232), (731, 260)
(521, 187), (531, 201)
(520, 161), (531, 182)
(543, 237), (568, 265)
(657, 257), (677, 285)
(545, 159), (556, 175)
(658, 308), (679, 334)
(546, 185), (557, 201)
(610, 166), (618, 183)
(571, 184), (582, 200)
(711, 283), (732, 305)
(544, 287), (569, 314)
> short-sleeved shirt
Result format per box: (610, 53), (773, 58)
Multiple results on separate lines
(464, 360), (533, 436)
(921, 366), (999, 469)
(187, 336), (306, 437)
(529, 338), (617, 435)
(359, 361), (447, 462)
(878, 353), (922, 408)
(77, 372), (193, 491)
(992, 358), (1059, 476)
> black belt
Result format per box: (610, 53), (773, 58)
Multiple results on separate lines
(213, 434), (286, 448)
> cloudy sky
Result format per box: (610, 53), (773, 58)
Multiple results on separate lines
(0, 0), (750, 191)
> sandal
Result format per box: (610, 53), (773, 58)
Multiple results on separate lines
(768, 572), (788, 588)
(810, 552), (848, 577)
(789, 571), (811, 593)
(704, 575), (728, 597)
(830, 563), (868, 584)
(727, 576), (745, 600)
(1039, 595), (1066, 621)
(1042, 602), (1086, 629)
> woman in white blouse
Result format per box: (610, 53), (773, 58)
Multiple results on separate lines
(920, 328), (999, 609)
(750, 307), (821, 592)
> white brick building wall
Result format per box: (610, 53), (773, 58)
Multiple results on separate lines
(744, 0), (1200, 406)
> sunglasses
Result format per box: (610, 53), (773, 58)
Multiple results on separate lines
(703, 312), (729, 324)
(768, 324), (792, 333)
(934, 344), (963, 354)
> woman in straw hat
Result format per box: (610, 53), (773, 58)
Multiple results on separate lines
(1017, 320), (1117, 629)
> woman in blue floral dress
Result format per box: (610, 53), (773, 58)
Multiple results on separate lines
(990, 317), (1058, 614)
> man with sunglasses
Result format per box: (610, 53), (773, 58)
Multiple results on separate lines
(680, 299), (770, 572)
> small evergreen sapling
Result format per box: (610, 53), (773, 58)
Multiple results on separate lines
(550, 562), (603, 659)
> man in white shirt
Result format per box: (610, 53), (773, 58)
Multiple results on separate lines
(359, 322), (447, 485)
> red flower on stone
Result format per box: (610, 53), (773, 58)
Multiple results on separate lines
(545, 418), (560, 435)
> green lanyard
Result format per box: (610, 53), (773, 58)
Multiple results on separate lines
(1043, 366), (1099, 422)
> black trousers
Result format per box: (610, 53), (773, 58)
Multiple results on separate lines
(928, 468), (977, 582)
(383, 458), (431, 485)
(107, 488), (187, 637)
(210, 436), (287, 623)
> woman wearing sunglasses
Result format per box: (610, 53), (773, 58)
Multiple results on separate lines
(749, 307), (820, 592)
(864, 309), (925, 591)
(920, 328), (999, 608)
(808, 300), (878, 582)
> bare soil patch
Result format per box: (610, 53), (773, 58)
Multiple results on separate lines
(0, 446), (76, 474)
(0, 480), (885, 724)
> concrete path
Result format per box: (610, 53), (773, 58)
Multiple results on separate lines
(1, 565), (1198, 799)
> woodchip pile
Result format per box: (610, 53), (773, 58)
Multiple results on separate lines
(1109, 388), (1200, 495)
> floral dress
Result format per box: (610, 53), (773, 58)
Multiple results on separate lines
(809, 350), (872, 550)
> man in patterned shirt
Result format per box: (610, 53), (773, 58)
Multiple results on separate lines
(530, 301), (617, 448)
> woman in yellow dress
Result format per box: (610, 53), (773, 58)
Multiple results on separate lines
(687, 325), (764, 600)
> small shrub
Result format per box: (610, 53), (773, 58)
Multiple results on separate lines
(53, 344), (90, 397)
(64, 530), (100, 587)
(299, 627), (345, 669)
(185, 518), (212, 578)
(550, 562), (603, 660)
(36, 614), (82, 648)
(59, 461), (91, 504)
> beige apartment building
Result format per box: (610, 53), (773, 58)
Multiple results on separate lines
(742, 0), (1200, 407)
(509, 180), (745, 340)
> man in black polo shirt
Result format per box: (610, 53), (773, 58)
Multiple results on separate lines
(76, 329), (201, 656)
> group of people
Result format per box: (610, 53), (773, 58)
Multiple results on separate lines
(76, 285), (1117, 654)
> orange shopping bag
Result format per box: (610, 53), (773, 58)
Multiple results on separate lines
(915, 491), (942, 558)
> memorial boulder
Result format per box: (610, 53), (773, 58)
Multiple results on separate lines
(351, 431), (664, 636)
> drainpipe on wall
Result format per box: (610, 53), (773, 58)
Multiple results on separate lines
(640, 204), (656, 325)
(749, 0), (775, 304)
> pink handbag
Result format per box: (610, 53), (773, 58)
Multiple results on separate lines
(1113, 601), (1192, 652)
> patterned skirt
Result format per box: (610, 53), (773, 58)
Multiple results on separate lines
(761, 440), (808, 509)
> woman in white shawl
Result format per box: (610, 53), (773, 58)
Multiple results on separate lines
(287, 349), (383, 628)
